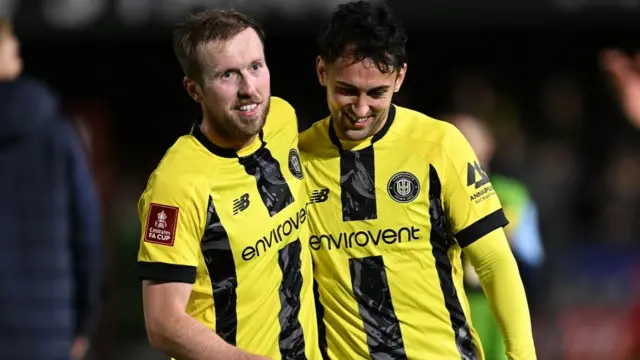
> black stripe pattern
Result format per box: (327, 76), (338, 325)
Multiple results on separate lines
(201, 196), (238, 345)
(277, 240), (307, 360)
(428, 165), (477, 360)
(329, 105), (397, 223)
(455, 209), (509, 248)
(313, 279), (330, 360)
(239, 145), (295, 217)
(138, 262), (197, 284)
(349, 256), (407, 360)
(339, 148), (377, 222)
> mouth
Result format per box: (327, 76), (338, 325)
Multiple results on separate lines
(344, 113), (374, 129)
(237, 103), (259, 117)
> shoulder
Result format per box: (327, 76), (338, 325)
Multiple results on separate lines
(12, 77), (59, 113)
(0, 77), (59, 131)
(269, 96), (296, 114)
(143, 136), (210, 200)
(392, 105), (465, 153)
(9, 77), (56, 99)
(299, 116), (331, 154)
(264, 96), (297, 133)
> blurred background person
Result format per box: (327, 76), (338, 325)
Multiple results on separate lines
(602, 50), (640, 130)
(446, 113), (545, 360)
(0, 17), (102, 360)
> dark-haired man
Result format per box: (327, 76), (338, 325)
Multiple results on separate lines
(138, 9), (321, 360)
(300, 1), (536, 359)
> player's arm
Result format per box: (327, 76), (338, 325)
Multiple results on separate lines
(442, 126), (536, 360)
(142, 281), (262, 360)
(463, 230), (535, 360)
(138, 177), (266, 360)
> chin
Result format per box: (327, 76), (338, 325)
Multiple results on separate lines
(239, 115), (266, 137)
(341, 128), (374, 141)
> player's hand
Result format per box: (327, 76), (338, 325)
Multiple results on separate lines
(601, 49), (640, 129)
(70, 336), (89, 360)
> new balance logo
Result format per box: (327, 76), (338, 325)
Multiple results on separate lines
(233, 194), (250, 215)
(467, 161), (490, 189)
(309, 188), (329, 204)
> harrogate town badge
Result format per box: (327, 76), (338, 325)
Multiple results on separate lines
(387, 171), (420, 203)
(288, 149), (304, 179)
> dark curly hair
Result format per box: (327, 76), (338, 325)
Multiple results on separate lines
(318, 1), (407, 74)
(173, 9), (265, 83)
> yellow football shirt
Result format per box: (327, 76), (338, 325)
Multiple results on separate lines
(138, 97), (321, 360)
(300, 105), (508, 360)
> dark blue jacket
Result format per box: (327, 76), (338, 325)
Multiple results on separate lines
(0, 77), (102, 360)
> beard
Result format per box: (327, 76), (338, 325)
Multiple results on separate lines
(203, 98), (271, 143)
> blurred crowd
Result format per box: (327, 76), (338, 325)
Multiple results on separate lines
(3, 9), (640, 360)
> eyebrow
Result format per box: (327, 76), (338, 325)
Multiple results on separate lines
(336, 81), (391, 93)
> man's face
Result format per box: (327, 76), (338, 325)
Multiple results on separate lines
(185, 28), (270, 143)
(317, 56), (406, 141)
(0, 30), (22, 80)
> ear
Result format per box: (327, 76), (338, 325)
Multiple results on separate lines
(316, 56), (327, 86)
(183, 76), (204, 103)
(393, 63), (408, 93)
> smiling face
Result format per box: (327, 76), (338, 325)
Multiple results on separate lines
(184, 27), (270, 147)
(317, 55), (406, 141)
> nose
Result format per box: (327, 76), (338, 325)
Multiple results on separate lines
(351, 96), (370, 118)
(238, 75), (257, 97)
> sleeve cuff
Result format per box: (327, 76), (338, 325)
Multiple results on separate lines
(138, 261), (197, 284)
(455, 209), (509, 248)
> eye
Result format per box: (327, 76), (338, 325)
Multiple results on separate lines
(221, 71), (234, 80)
(369, 91), (386, 99)
(336, 87), (358, 96)
(251, 63), (261, 72)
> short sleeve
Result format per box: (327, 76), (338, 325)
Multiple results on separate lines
(137, 173), (205, 283)
(442, 127), (508, 248)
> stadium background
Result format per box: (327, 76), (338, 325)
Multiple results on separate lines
(7, 0), (640, 359)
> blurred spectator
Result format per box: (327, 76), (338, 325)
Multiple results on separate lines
(602, 50), (640, 129)
(0, 18), (102, 360)
(447, 113), (545, 360)
(597, 143), (640, 244)
(527, 75), (584, 249)
(450, 72), (528, 178)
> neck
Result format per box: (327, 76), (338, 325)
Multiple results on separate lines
(199, 118), (256, 151)
(372, 108), (390, 135)
(0, 70), (17, 82)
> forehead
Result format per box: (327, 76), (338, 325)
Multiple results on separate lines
(326, 57), (397, 89)
(198, 28), (264, 70)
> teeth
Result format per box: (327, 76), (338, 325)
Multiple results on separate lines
(239, 104), (257, 112)
(353, 118), (367, 123)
